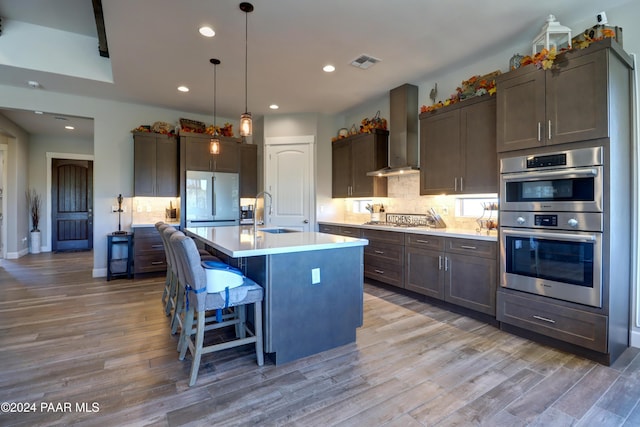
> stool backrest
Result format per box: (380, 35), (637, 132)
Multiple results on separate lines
(170, 233), (207, 312)
(162, 226), (180, 276)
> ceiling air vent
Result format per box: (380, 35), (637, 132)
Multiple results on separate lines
(350, 54), (381, 70)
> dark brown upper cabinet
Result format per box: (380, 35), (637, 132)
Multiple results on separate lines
(133, 132), (178, 197)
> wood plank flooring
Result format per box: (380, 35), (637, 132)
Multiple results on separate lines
(1, 251), (640, 426)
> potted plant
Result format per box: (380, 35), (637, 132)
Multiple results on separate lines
(26, 189), (42, 254)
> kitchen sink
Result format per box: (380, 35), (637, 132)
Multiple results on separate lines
(260, 228), (299, 234)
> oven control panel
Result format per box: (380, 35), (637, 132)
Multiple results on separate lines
(534, 214), (557, 227)
(501, 211), (602, 232)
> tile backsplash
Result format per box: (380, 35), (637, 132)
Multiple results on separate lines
(132, 197), (180, 224)
(332, 173), (497, 231)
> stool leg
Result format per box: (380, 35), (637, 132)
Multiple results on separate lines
(254, 301), (264, 366)
(179, 305), (195, 361)
(188, 311), (205, 387)
(237, 305), (246, 339)
(164, 272), (176, 316)
(171, 284), (183, 335)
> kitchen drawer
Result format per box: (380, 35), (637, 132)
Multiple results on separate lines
(497, 290), (608, 353)
(405, 233), (444, 251)
(135, 253), (168, 274)
(318, 224), (362, 238)
(364, 242), (403, 264)
(340, 226), (362, 238)
(133, 226), (162, 237)
(364, 258), (403, 288)
(362, 228), (404, 245)
(318, 224), (340, 235)
(134, 236), (165, 253)
(446, 238), (496, 259)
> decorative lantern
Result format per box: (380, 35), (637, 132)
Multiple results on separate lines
(532, 14), (572, 55)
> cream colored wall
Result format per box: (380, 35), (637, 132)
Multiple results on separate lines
(0, 113), (30, 257)
(0, 86), (236, 275)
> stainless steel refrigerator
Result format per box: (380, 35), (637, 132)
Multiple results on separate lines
(185, 171), (240, 227)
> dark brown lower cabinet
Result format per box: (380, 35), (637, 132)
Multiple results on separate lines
(405, 234), (497, 316)
(362, 229), (405, 288)
(133, 227), (167, 275)
(497, 290), (607, 353)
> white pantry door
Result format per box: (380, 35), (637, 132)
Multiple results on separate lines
(264, 136), (314, 231)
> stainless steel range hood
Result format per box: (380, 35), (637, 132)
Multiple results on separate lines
(367, 83), (419, 177)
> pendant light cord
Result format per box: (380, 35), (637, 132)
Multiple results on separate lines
(213, 62), (217, 128)
(244, 10), (248, 113)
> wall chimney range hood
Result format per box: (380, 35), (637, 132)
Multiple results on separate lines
(367, 83), (419, 177)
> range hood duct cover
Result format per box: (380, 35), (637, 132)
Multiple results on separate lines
(367, 83), (419, 177)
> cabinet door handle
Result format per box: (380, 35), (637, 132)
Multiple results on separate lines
(374, 250), (385, 254)
(460, 245), (477, 250)
(538, 122), (542, 142)
(454, 177), (458, 191)
(533, 315), (556, 324)
(460, 177), (463, 192)
(548, 120), (552, 140)
(374, 269), (385, 275)
(438, 255), (442, 270)
(444, 257), (449, 271)
(151, 261), (164, 265)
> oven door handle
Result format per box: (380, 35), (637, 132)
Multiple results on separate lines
(501, 167), (598, 182)
(502, 229), (598, 243)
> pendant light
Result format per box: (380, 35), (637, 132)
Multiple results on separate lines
(239, 2), (253, 137)
(210, 58), (221, 155)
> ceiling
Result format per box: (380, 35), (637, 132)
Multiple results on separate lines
(0, 0), (630, 138)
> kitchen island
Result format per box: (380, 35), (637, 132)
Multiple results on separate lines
(185, 226), (369, 364)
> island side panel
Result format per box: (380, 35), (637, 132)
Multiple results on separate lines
(264, 246), (364, 365)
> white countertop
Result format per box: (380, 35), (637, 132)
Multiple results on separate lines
(185, 225), (369, 257)
(318, 220), (498, 242)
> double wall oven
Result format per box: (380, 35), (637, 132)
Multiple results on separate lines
(499, 146), (604, 308)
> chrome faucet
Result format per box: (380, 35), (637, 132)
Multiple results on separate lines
(253, 191), (273, 234)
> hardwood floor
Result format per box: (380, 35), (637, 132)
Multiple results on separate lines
(1, 251), (640, 426)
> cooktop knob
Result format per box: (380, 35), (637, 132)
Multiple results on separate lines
(568, 218), (579, 228)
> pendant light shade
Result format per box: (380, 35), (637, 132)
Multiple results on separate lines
(210, 58), (221, 155)
(239, 2), (253, 137)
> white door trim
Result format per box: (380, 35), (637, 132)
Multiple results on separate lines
(46, 152), (94, 253)
(265, 135), (315, 146)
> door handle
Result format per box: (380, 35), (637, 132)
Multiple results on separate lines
(303, 219), (309, 224)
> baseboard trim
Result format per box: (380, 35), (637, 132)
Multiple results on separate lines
(631, 329), (640, 348)
(93, 268), (107, 278)
(6, 249), (29, 259)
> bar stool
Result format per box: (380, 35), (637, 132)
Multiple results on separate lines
(170, 233), (264, 386)
(155, 222), (173, 314)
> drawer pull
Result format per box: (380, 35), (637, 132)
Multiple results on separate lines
(151, 261), (164, 265)
(533, 315), (556, 324)
(374, 250), (385, 254)
(343, 231), (352, 235)
(151, 245), (164, 249)
(374, 269), (385, 275)
(460, 245), (477, 250)
(415, 239), (430, 244)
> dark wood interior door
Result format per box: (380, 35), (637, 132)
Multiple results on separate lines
(52, 159), (93, 252)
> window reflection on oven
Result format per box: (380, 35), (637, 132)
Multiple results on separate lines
(506, 236), (595, 288)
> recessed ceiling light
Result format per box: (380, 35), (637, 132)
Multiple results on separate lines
(177, 86), (189, 92)
(65, 125), (75, 130)
(34, 111), (43, 115)
(199, 26), (215, 37)
(323, 65), (335, 73)
(269, 104), (279, 110)
(27, 80), (41, 88)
